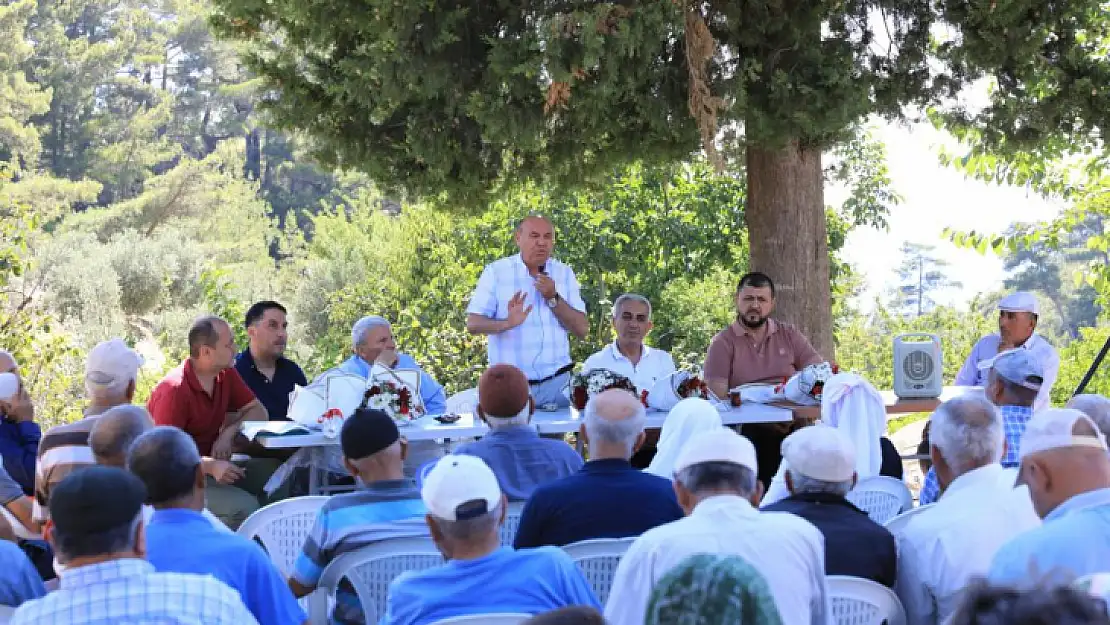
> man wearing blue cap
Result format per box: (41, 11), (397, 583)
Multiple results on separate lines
(956, 291), (1059, 412)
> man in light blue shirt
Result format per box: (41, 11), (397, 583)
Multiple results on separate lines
(989, 408), (1110, 585)
(955, 291), (1059, 412)
(338, 316), (445, 414)
(128, 426), (306, 625)
(383, 455), (600, 625)
(0, 540), (44, 607)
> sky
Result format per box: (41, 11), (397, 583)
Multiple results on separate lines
(830, 120), (1065, 311)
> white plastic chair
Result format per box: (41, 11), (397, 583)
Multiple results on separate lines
(310, 536), (443, 625)
(0, 505), (41, 541)
(827, 575), (907, 625)
(499, 501), (526, 547)
(237, 495), (329, 576)
(430, 614), (532, 625)
(0, 604), (14, 624)
(561, 537), (634, 605)
(882, 503), (934, 536)
(846, 476), (914, 524)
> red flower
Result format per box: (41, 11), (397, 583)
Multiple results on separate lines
(831, 363), (840, 374)
(639, 389), (649, 407)
(571, 386), (588, 410)
(399, 405), (409, 415)
(368, 385), (381, 396)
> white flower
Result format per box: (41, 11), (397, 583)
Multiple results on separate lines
(367, 395), (390, 410)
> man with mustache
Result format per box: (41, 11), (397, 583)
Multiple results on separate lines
(704, 272), (824, 488)
(234, 301), (308, 421)
(583, 293), (675, 395)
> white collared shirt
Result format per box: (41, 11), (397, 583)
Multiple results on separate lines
(582, 342), (676, 394)
(467, 254), (587, 380)
(955, 332), (1060, 411)
(894, 464), (1042, 625)
(604, 495), (829, 625)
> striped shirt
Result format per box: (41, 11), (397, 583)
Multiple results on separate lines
(32, 406), (116, 523)
(467, 254), (586, 380)
(11, 558), (258, 625)
(293, 479), (429, 624)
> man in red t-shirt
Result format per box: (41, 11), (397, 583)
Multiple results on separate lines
(148, 315), (272, 528)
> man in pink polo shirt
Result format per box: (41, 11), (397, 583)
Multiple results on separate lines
(704, 272), (824, 488)
(147, 315), (271, 529)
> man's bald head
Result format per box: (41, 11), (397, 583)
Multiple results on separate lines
(90, 405), (154, 468)
(582, 389), (647, 459)
(1067, 394), (1110, 439)
(1021, 415), (1110, 519)
(0, 350), (16, 374)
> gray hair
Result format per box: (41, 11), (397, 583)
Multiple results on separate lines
(127, 426), (203, 505)
(786, 467), (853, 497)
(675, 461), (759, 498)
(583, 395), (646, 456)
(486, 403), (531, 429)
(54, 510), (142, 561)
(89, 405), (153, 465)
(85, 371), (135, 400)
(930, 393), (1004, 474)
(351, 316), (392, 349)
(434, 500), (503, 543)
(1067, 394), (1110, 438)
(611, 293), (653, 320)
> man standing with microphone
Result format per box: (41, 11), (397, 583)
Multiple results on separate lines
(467, 216), (588, 408)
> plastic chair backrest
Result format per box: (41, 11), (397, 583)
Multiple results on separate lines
(499, 501), (526, 547)
(429, 613), (532, 625)
(237, 495), (329, 576)
(827, 575), (907, 625)
(0, 505), (41, 541)
(846, 476), (914, 524)
(561, 537), (635, 605)
(311, 536), (443, 625)
(882, 504), (934, 536)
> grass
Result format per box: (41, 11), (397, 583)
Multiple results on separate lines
(888, 411), (930, 436)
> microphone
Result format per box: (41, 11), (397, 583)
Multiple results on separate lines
(537, 265), (547, 275)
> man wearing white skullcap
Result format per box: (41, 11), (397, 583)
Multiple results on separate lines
(604, 428), (828, 625)
(955, 291), (1059, 412)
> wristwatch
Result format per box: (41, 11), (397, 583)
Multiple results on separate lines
(546, 293), (561, 309)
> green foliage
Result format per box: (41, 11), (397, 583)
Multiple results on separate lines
(1054, 325), (1110, 403)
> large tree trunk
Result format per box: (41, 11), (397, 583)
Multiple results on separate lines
(745, 140), (835, 361)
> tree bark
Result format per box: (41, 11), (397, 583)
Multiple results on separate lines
(745, 140), (835, 361)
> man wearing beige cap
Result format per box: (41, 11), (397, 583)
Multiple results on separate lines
(32, 338), (142, 528)
(454, 364), (582, 501)
(382, 454), (598, 625)
(604, 428), (828, 625)
(988, 408), (1110, 585)
(956, 291), (1059, 412)
(763, 425), (896, 587)
(893, 394), (1040, 625)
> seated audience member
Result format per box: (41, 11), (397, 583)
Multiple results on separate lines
(12, 466), (258, 625)
(34, 338), (142, 528)
(921, 349), (1042, 504)
(0, 350), (39, 495)
(1068, 394), (1110, 437)
(128, 427), (306, 625)
(762, 372), (901, 506)
(644, 398), (722, 479)
(582, 294), (675, 395)
(290, 408), (428, 624)
(382, 455), (599, 625)
(893, 394), (1041, 625)
(0, 461), (35, 541)
(644, 554), (784, 625)
(147, 316), (274, 529)
(514, 389), (683, 548)
(949, 579), (1109, 625)
(454, 365), (582, 501)
(0, 540), (44, 607)
(762, 425), (897, 587)
(605, 429), (827, 625)
(523, 607), (606, 625)
(988, 408), (1110, 586)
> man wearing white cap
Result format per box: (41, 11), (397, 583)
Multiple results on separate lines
(32, 338), (142, 528)
(762, 425), (896, 587)
(988, 408), (1110, 586)
(382, 454), (599, 625)
(892, 394), (1040, 625)
(604, 428), (828, 625)
(955, 291), (1059, 412)
(920, 348), (1045, 505)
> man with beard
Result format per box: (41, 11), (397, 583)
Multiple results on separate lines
(583, 294), (675, 395)
(467, 216), (588, 408)
(704, 272), (824, 488)
(235, 301), (308, 421)
(956, 292), (1059, 412)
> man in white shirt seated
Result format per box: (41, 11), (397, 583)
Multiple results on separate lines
(955, 291), (1059, 412)
(382, 455), (599, 625)
(583, 293), (675, 395)
(893, 394), (1041, 625)
(604, 428), (828, 625)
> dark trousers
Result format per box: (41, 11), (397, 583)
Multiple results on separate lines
(741, 423), (791, 489)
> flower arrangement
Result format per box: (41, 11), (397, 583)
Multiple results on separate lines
(318, 407), (344, 438)
(569, 368), (639, 410)
(361, 381), (423, 425)
(646, 370), (718, 411)
(777, 362), (840, 403)
(676, 374), (711, 400)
